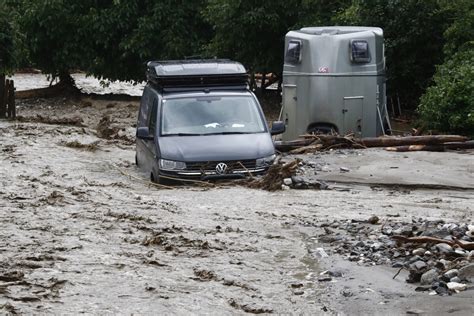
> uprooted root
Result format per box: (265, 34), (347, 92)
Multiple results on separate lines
(245, 159), (299, 191)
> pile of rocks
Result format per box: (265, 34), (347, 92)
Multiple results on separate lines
(317, 218), (474, 295)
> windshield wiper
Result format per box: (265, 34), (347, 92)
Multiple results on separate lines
(205, 131), (251, 135)
(163, 133), (203, 136)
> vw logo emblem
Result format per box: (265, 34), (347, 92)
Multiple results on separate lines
(215, 162), (228, 175)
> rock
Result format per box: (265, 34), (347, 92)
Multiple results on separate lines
(410, 260), (427, 271)
(442, 223), (458, 232)
(328, 270), (343, 277)
(443, 269), (459, 279)
(367, 215), (379, 224)
(408, 256), (424, 265)
(371, 242), (383, 251)
(340, 167), (350, 172)
(424, 251), (433, 257)
(281, 184), (290, 190)
(318, 276), (332, 282)
(392, 261), (404, 268)
(432, 281), (449, 296)
(420, 269), (438, 286)
(406, 309), (426, 315)
(435, 259), (451, 270)
(458, 263), (474, 282)
(412, 248), (426, 256)
(435, 243), (453, 254)
(450, 276), (461, 283)
(447, 282), (467, 292)
(454, 249), (468, 257)
(283, 178), (293, 186)
(291, 175), (304, 184)
(313, 247), (329, 258)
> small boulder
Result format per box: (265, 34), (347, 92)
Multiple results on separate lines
(420, 269), (438, 286)
(435, 243), (453, 254)
(459, 263), (474, 282)
(443, 269), (459, 280)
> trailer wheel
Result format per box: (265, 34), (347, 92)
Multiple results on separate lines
(307, 123), (338, 135)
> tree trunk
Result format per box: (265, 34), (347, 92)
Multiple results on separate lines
(58, 72), (75, 87)
(361, 135), (468, 147)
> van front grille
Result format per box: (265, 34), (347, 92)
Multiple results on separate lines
(185, 160), (257, 172)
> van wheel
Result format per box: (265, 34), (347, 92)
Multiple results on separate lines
(151, 172), (173, 186)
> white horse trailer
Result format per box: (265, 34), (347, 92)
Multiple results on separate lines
(281, 26), (390, 140)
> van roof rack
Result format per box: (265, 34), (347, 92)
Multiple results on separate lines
(146, 59), (248, 91)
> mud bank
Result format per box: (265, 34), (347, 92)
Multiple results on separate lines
(1, 97), (473, 314)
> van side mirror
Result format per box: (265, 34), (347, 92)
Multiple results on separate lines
(136, 127), (154, 140)
(270, 121), (285, 135)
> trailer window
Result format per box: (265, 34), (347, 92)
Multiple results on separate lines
(285, 40), (302, 64)
(351, 40), (370, 63)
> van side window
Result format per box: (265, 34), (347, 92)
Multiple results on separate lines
(148, 98), (158, 135)
(351, 40), (371, 63)
(285, 40), (302, 64)
(138, 87), (151, 127)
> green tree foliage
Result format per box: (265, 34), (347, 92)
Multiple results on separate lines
(18, 0), (94, 83)
(417, 1), (474, 135)
(16, 0), (210, 83)
(418, 48), (474, 136)
(0, 1), (17, 73)
(203, 0), (351, 74)
(86, 0), (210, 82)
(334, 0), (452, 107)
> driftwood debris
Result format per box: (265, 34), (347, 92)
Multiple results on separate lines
(392, 235), (474, 251)
(275, 134), (472, 154)
(246, 159), (299, 191)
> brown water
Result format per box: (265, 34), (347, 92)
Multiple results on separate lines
(1, 98), (472, 314)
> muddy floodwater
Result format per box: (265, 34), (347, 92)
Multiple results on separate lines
(1, 97), (473, 314)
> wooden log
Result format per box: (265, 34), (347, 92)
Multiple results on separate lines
(0, 74), (5, 118)
(274, 139), (315, 152)
(7, 80), (15, 119)
(385, 145), (445, 152)
(385, 141), (474, 152)
(361, 135), (468, 147)
(443, 140), (474, 150)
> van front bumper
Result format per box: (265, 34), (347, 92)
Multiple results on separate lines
(159, 167), (268, 181)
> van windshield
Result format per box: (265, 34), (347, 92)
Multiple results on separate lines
(161, 96), (266, 136)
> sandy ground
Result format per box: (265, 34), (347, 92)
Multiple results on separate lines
(0, 96), (473, 315)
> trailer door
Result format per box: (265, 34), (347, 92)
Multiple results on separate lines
(342, 96), (364, 138)
(282, 84), (298, 140)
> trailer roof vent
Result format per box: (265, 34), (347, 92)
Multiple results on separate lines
(350, 40), (371, 63)
(285, 40), (302, 64)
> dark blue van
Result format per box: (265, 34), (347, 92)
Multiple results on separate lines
(135, 60), (285, 184)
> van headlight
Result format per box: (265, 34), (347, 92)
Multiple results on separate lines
(159, 159), (186, 171)
(256, 154), (276, 167)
